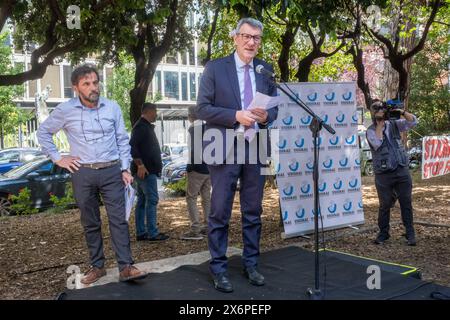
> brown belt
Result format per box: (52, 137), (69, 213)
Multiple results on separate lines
(80, 160), (120, 170)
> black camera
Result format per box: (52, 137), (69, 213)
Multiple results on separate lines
(371, 98), (404, 121)
(385, 98), (404, 120)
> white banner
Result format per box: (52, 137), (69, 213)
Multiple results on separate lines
(422, 135), (450, 179)
(271, 82), (364, 238)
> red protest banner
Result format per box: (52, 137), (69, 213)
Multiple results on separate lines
(422, 135), (450, 179)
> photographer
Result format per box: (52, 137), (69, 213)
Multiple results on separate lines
(366, 99), (418, 246)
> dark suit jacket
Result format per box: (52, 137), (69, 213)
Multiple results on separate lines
(195, 53), (278, 164)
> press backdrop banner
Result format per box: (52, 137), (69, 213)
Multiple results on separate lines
(271, 82), (364, 238)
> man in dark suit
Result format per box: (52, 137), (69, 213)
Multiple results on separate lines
(195, 17), (278, 293)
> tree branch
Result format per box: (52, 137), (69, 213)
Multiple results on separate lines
(402, 0), (441, 60)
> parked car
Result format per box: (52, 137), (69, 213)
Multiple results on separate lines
(161, 151), (188, 185)
(161, 143), (188, 167)
(0, 157), (71, 216)
(0, 148), (45, 174)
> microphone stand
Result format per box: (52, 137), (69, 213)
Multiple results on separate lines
(268, 76), (336, 300)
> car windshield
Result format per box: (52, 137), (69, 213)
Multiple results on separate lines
(2, 160), (40, 178)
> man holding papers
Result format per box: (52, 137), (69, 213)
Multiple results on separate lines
(195, 17), (278, 293)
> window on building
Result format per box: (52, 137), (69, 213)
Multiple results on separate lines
(63, 65), (74, 98)
(165, 52), (178, 65)
(155, 71), (162, 96)
(190, 73), (196, 101)
(27, 64), (37, 98)
(181, 72), (188, 101)
(181, 52), (188, 65)
(41, 65), (61, 98)
(189, 47), (195, 66)
(164, 71), (179, 100)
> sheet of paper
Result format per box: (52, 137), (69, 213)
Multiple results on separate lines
(248, 92), (284, 110)
(124, 184), (136, 222)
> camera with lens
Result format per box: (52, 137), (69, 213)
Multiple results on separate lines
(371, 98), (404, 121)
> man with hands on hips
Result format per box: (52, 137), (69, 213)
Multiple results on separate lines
(38, 64), (147, 285)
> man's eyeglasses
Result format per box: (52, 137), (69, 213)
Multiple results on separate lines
(237, 33), (262, 44)
(81, 107), (105, 143)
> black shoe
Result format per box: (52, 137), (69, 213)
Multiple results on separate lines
(212, 272), (233, 293)
(148, 233), (170, 241)
(374, 234), (390, 245)
(244, 267), (265, 286)
(136, 233), (149, 241)
(406, 234), (417, 246)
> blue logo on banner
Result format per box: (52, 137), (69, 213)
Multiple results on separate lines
(306, 160), (314, 170)
(321, 114), (329, 124)
(355, 158), (361, 166)
(329, 136), (339, 145)
(336, 112), (345, 123)
(343, 201), (353, 211)
(342, 91), (352, 101)
(328, 202), (337, 213)
(282, 115), (293, 125)
(319, 181), (327, 192)
(283, 211), (289, 221)
(345, 135), (356, 145)
(311, 208), (322, 216)
(352, 113), (358, 123)
(339, 157), (349, 167)
(288, 161), (300, 172)
(296, 208), (306, 219)
(277, 139), (287, 149)
(301, 115), (312, 125)
(333, 179), (343, 190)
(325, 92), (335, 101)
(300, 182), (311, 194)
(307, 92), (318, 101)
(358, 201), (363, 209)
(349, 178), (359, 188)
(322, 158), (333, 169)
(294, 138), (305, 148)
(282, 184), (294, 196)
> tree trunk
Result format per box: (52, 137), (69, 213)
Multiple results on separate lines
(201, 6), (220, 66)
(295, 53), (316, 82)
(349, 45), (372, 109)
(278, 25), (297, 82)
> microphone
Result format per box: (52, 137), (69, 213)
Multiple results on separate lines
(255, 65), (276, 78)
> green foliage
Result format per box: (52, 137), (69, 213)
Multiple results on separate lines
(409, 21), (450, 137)
(309, 50), (355, 82)
(49, 183), (75, 214)
(9, 188), (38, 215)
(164, 176), (186, 196)
(106, 53), (135, 131)
(106, 52), (162, 131)
(0, 32), (29, 138)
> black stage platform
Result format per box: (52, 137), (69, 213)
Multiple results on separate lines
(59, 246), (450, 300)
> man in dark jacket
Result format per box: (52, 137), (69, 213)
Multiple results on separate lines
(130, 103), (169, 241)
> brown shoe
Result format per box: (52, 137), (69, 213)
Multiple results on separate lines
(119, 265), (148, 282)
(81, 266), (107, 285)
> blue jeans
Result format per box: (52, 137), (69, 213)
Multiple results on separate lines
(135, 174), (159, 238)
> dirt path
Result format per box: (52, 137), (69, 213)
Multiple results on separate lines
(0, 172), (448, 299)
